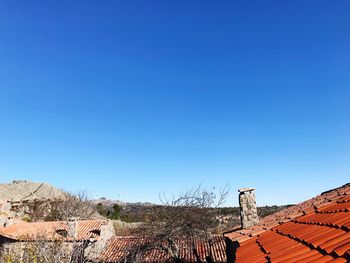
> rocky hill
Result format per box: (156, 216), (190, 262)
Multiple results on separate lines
(0, 180), (65, 202)
(0, 180), (66, 219)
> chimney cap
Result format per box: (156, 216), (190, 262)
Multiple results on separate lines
(238, 188), (255, 193)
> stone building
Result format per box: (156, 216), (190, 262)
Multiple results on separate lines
(0, 219), (115, 262)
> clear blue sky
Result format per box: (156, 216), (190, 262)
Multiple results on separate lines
(0, 1), (349, 206)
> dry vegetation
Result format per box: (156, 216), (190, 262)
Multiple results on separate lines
(1, 237), (88, 263)
(27, 191), (99, 222)
(1, 185), (293, 263)
(123, 185), (229, 263)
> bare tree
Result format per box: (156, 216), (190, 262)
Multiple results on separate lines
(126, 185), (229, 263)
(31, 191), (98, 221)
(54, 191), (98, 221)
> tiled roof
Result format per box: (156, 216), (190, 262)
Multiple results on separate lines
(99, 236), (227, 263)
(76, 219), (108, 241)
(234, 188), (350, 262)
(225, 183), (350, 242)
(0, 219), (108, 241)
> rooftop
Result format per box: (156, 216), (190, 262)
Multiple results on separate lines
(225, 183), (350, 243)
(0, 219), (109, 241)
(235, 197), (350, 262)
(229, 184), (350, 262)
(99, 236), (227, 263)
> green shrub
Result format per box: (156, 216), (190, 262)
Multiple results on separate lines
(22, 214), (32, 222)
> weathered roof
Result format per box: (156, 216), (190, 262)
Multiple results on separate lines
(0, 219), (109, 241)
(233, 187), (350, 262)
(99, 236), (227, 263)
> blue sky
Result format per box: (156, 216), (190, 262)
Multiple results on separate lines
(0, 1), (349, 206)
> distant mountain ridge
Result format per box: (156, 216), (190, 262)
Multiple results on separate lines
(92, 197), (154, 207)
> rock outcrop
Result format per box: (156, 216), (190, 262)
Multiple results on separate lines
(0, 180), (66, 220)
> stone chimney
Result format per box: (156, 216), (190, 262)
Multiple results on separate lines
(238, 188), (259, 228)
(67, 218), (78, 239)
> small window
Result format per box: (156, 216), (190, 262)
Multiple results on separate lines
(56, 229), (68, 237)
(91, 229), (101, 236)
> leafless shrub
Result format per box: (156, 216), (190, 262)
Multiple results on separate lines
(0, 236), (89, 263)
(55, 191), (98, 221)
(31, 191), (98, 221)
(126, 184), (229, 263)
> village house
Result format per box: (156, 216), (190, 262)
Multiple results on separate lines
(0, 219), (115, 262)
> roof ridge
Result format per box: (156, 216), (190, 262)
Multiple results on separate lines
(321, 183), (350, 195)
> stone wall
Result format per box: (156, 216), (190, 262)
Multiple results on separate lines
(85, 220), (115, 261)
(0, 239), (74, 262)
(238, 188), (259, 228)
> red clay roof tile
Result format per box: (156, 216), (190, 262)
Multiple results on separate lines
(99, 236), (227, 263)
(0, 219), (108, 241)
(225, 184), (350, 243)
(326, 258), (348, 263)
(233, 184), (350, 262)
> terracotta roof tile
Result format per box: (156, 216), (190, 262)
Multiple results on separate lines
(235, 237), (265, 263)
(99, 236), (227, 263)
(233, 184), (350, 262)
(327, 258), (348, 263)
(294, 212), (350, 229)
(225, 183), (350, 242)
(318, 202), (350, 213)
(76, 219), (107, 240)
(0, 219), (109, 241)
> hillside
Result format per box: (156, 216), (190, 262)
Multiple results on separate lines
(0, 180), (66, 219)
(0, 180), (65, 201)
